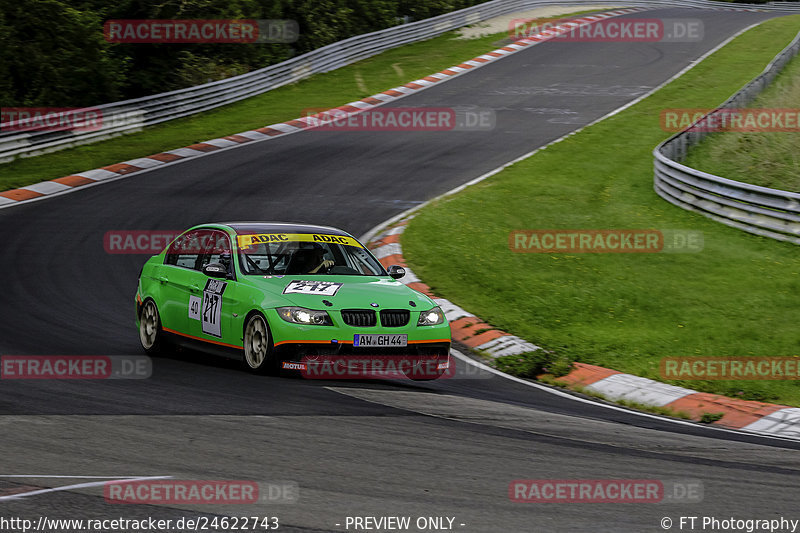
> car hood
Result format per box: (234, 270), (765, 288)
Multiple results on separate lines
(243, 275), (436, 310)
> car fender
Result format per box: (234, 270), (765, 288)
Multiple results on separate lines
(136, 257), (168, 315)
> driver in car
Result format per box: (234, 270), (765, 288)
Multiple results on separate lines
(288, 244), (334, 274)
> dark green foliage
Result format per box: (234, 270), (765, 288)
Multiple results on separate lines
(0, 0), (486, 106)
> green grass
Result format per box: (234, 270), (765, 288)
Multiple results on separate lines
(403, 16), (800, 407)
(0, 8), (599, 192)
(700, 412), (725, 424)
(493, 350), (573, 378)
(684, 46), (800, 191)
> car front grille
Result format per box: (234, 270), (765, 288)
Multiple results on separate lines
(380, 309), (410, 328)
(341, 309), (377, 327)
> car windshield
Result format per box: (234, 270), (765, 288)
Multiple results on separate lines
(236, 233), (387, 276)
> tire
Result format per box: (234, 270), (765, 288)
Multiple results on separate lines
(243, 313), (276, 374)
(139, 299), (165, 355)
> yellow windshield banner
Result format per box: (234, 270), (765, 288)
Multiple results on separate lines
(237, 233), (363, 249)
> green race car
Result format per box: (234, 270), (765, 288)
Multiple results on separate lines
(135, 222), (451, 379)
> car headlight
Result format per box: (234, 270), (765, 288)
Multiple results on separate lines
(277, 307), (333, 326)
(417, 306), (445, 326)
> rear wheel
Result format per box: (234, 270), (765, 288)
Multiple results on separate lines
(139, 299), (165, 355)
(243, 313), (275, 374)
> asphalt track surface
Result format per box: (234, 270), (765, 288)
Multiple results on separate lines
(2, 7), (800, 533)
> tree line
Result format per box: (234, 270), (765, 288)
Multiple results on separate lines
(0, 0), (485, 107)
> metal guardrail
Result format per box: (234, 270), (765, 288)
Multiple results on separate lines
(653, 29), (800, 244)
(3, 0), (800, 163)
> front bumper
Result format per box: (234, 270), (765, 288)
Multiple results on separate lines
(274, 340), (451, 361)
(278, 343), (451, 380)
(265, 308), (451, 359)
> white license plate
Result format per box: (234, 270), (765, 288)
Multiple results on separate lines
(354, 334), (407, 347)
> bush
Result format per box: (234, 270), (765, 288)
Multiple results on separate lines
(0, 0), (488, 106)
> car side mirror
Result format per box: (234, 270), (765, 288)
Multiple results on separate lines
(203, 262), (228, 279)
(388, 265), (406, 280)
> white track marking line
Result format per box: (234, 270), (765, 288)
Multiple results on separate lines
(0, 475), (158, 478)
(0, 475), (172, 501)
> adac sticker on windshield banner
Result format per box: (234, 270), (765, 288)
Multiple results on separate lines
(283, 280), (343, 296)
(237, 233), (362, 249)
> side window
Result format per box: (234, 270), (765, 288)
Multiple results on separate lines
(349, 247), (384, 275)
(164, 230), (203, 270)
(198, 230), (233, 276)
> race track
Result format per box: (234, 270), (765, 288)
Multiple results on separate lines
(2, 8), (799, 532)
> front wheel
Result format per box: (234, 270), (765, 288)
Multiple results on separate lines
(139, 299), (165, 355)
(243, 313), (276, 374)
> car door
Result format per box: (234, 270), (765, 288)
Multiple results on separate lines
(159, 229), (206, 335)
(185, 229), (242, 347)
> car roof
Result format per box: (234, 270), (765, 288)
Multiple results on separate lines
(213, 222), (353, 237)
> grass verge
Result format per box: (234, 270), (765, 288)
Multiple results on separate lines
(0, 8), (598, 192)
(403, 16), (800, 407)
(493, 351), (573, 378)
(683, 46), (800, 191)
